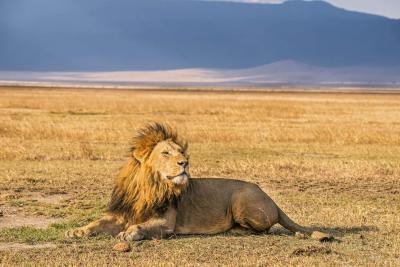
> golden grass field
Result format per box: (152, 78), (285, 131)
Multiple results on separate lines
(0, 86), (399, 266)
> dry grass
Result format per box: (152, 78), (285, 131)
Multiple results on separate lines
(0, 86), (399, 266)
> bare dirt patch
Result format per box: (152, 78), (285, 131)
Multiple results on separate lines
(0, 206), (62, 229)
(22, 191), (70, 205)
(1, 190), (70, 204)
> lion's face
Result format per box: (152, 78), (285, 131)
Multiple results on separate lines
(148, 139), (190, 185)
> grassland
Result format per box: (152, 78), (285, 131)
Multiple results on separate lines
(0, 86), (399, 266)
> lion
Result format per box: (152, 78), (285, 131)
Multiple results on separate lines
(65, 122), (328, 241)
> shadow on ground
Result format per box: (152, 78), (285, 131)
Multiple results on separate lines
(164, 225), (378, 242)
(312, 225), (378, 237)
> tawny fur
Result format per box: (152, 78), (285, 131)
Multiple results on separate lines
(109, 123), (188, 223)
(65, 122), (328, 241)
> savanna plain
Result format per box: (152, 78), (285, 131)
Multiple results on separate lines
(0, 87), (399, 266)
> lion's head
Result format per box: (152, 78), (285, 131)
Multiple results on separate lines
(109, 122), (190, 222)
(145, 138), (190, 185)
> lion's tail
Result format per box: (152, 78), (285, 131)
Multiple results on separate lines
(277, 207), (332, 241)
(277, 207), (312, 235)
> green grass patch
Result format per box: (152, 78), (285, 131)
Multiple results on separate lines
(0, 223), (74, 243)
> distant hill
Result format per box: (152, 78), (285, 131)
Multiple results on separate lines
(1, 0), (400, 72)
(1, 60), (399, 86)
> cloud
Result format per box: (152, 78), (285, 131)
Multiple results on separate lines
(204, 0), (400, 19)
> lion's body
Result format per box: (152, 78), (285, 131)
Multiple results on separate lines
(65, 123), (326, 241)
(175, 178), (278, 235)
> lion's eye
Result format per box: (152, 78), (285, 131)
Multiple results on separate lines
(162, 151), (170, 156)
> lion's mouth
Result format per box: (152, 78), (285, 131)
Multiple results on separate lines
(167, 171), (187, 180)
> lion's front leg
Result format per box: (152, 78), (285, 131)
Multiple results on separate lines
(116, 224), (145, 241)
(117, 208), (177, 241)
(65, 213), (126, 238)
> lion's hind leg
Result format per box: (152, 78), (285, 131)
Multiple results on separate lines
(65, 213), (126, 238)
(231, 185), (279, 233)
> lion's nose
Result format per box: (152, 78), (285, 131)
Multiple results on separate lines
(177, 160), (188, 167)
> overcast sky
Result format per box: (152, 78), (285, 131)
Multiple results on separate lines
(210, 0), (400, 19)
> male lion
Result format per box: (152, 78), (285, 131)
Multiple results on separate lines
(66, 122), (327, 241)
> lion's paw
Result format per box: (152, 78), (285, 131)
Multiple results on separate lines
(65, 227), (91, 238)
(116, 226), (144, 241)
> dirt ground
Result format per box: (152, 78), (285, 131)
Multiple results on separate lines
(0, 86), (399, 266)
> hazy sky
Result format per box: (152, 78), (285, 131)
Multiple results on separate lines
(210, 0), (400, 19)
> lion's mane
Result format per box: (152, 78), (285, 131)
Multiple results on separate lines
(108, 123), (188, 223)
